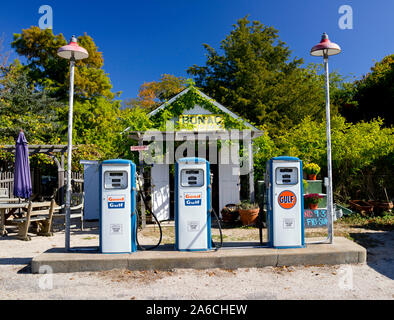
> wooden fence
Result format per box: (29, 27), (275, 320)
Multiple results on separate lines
(0, 170), (84, 201)
(0, 171), (15, 198)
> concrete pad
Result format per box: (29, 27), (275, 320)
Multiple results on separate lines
(31, 237), (366, 274)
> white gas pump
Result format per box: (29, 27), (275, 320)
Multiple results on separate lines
(175, 157), (212, 251)
(266, 156), (305, 248)
(100, 159), (137, 253)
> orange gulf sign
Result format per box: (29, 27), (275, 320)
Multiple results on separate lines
(278, 190), (297, 209)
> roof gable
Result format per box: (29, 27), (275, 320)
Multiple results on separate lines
(148, 87), (260, 131)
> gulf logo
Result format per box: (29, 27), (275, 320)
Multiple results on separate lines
(108, 196), (124, 202)
(278, 190), (297, 209)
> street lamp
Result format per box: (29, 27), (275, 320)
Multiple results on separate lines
(310, 32), (341, 244)
(57, 36), (89, 251)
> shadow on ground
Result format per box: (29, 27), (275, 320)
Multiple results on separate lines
(350, 230), (394, 280)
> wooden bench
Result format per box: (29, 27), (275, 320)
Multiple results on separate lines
(11, 200), (55, 241)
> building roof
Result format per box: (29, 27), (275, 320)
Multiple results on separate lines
(123, 87), (261, 133)
(148, 87), (260, 131)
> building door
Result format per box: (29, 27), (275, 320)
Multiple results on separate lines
(151, 164), (170, 221)
(218, 144), (240, 213)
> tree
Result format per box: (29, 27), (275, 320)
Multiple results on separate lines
(188, 16), (340, 135)
(9, 27), (129, 168)
(336, 54), (394, 126)
(11, 26), (117, 101)
(125, 74), (187, 112)
(271, 115), (394, 201)
(0, 61), (63, 144)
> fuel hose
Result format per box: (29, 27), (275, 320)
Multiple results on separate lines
(135, 177), (163, 251)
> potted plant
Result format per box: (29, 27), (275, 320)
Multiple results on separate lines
(221, 204), (239, 223)
(304, 193), (323, 210)
(238, 200), (260, 226)
(304, 163), (321, 180)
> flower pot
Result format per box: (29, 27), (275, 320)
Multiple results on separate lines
(308, 203), (318, 210)
(221, 204), (239, 222)
(307, 174), (317, 180)
(239, 208), (259, 226)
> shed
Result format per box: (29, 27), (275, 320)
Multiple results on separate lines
(125, 86), (263, 221)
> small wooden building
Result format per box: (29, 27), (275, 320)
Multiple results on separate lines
(125, 87), (263, 220)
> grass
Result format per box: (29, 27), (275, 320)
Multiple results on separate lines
(82, 236), (97, 240)
(336, 211), (394, 231)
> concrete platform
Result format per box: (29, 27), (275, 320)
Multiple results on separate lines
(31, 237), (366, 274)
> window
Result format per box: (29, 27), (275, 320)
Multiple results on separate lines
(275, 167), (298, 185)
(180, 169), (204, 187)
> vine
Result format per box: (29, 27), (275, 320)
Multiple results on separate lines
(150, 85), (249, 130)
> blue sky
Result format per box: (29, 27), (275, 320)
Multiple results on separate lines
(0, 0), (393, 101)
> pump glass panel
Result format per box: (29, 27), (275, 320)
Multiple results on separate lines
(181, 169), (204, 187)
(104, 171), (128, 189)
(275, 167), (298, 185)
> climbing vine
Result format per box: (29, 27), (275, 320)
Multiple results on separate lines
(150, 86), (250, 130)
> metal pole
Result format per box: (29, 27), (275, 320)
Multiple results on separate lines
(324, 54), (334, 244)
(65, 58), (75, 251)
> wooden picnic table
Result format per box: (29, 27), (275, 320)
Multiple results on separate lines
(0, 201), (29, 236)
(0, 201), (55, 240)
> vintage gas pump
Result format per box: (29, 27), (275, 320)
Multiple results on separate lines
(175, 157), (212, 251)
(266, 156), (305, 248)
(100, 159), (137, 253)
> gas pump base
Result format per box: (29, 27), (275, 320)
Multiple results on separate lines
(31, 237), (366, 273)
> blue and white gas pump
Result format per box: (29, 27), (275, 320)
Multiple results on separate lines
(266, 156), (305, 248)
(99, 159), (137, 253)
(175, 158), (212, 251)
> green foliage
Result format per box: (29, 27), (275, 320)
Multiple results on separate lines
(3, 27), (128, 172)
(238, 200), (259, 210)
(253, 130), (280, 181)
(124, 74), (188, 112)
(0, 62), (63, 144)
(188, 16), (342, 135)
(338, 211), (394, 231)
(335, 54), (394, 126)
(150, 85), (248, 130)
(255, 115), (394, 201)
(11, 27), (116, 101)
(71, 144), (104, 172)
(115, 107), (154, 162)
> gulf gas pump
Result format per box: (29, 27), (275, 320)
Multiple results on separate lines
(175, 157), (216, 251)
(100, 159), (137, 253)
(266, 156), (305, 248)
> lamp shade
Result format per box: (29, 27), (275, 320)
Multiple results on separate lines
(57, 36), (89, 60)
(310, 33), (341, 57)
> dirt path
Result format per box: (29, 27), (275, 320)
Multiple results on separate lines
(0, 224), (393, 300)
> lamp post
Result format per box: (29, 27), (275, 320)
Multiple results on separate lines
(57, 36), (89, 251)
(310, 33), (341, 244)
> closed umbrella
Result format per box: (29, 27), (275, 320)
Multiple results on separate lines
(13, 130), (32, 199)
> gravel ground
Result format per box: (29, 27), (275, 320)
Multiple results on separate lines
(0, 223), (393, 300)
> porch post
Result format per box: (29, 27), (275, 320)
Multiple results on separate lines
(138, 137), (146, 229)
(247, 138), (255, 203)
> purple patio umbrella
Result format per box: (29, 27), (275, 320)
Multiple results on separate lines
(13, 130), (32, 199)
